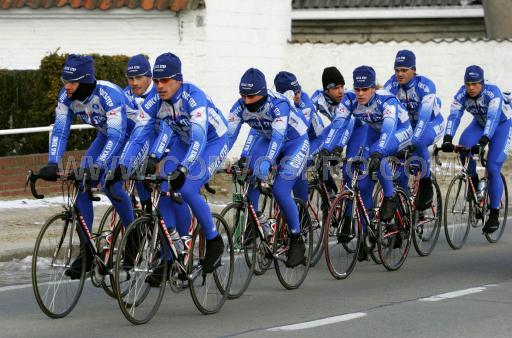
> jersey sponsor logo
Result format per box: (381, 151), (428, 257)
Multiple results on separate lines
(50, 136), (59, 156)
(156, 134), (169, 154)
(144, 95), (159, 110)
(107, 110), (117, 116)
(182, 91), (198, 108)
(99, 88), (114, 107)
(289, 141), (309, 169)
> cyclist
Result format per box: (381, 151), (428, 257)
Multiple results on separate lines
(273, 70), (321, 205)
(384, 50), (445, 210)
(37, 54), (138, 278)
(441, 65), (512, 233)
(311, 67), (355, 196)
(324, 66), (412, 255)
(118, 54), (155, 212)
(227, 68), (310, 267)
(126, 52), (229, 283)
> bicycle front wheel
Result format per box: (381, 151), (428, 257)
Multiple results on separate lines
(188, 213), (234, 314)
(485, 173), (508, 243)
(220, 202), (255, 299)
(32, 213), (86, 318)
(115, 216), (167, 325)
(412, 176), (442, 256)
(324, 193), (361, 279)
(308, 184), (328, 267)
(273, 199), (313, 290)
(444, 175), (471, 250)
(377, 188), (413, 271)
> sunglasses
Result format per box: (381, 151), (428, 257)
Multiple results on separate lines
(153, 77), (172, 85)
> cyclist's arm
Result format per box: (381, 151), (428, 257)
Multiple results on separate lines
(48, 93), (73, 164)
(96, 102), (127, 169)
(265, 102), (288, 162)
(241, 128), (260, 158)
(413, 93), (436, 143)
(227, 100), (244, 150)
(322, 95), (352, 152)
(181, 91), (208, 171)
(483, 86), (504, 139)
(375, 101), (399, 155)
(445, 87), (466, 137)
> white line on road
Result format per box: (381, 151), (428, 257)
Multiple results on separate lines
(419, 286), (491, 302)
(267, 312), (367, 331)
(0, 283), (33, 293)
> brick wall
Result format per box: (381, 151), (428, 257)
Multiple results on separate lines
(0, 150), (85, 198)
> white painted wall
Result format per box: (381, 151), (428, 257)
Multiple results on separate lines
(1, 2), (512, 158)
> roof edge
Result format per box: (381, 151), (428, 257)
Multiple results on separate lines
(292, 6), (484, 20)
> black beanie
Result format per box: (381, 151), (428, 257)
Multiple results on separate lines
(322, 66), (345, 90)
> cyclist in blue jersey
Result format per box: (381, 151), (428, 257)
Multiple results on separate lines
(273, 71), (322, 205)
(38, 54), (138, 279)
(117, 54), (155, 212)
(324, 66), (412, 256)
(384, 50), (445, 210)
(123, 53), (229, 284)
(313, 67), (368, 197)
(442, 65), (512, 233)
(228, 68), (310, 267)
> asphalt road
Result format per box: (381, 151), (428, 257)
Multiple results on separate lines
(1, 223), (512, 338)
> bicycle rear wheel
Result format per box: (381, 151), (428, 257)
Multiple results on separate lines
(273, 199), (313, 289)
(115, 216), (166, 325)
(377, 188), (412, 271)
(485, 173), (508, 243)
(220, 202), (255, 299)
(324, 193), (361, 279)
(188, 213), (234, 314)
(308, 184), (328, 267)
(32, 213), (86, 318)
(412, 176), (442, 256)
(444, 175), (471, 249)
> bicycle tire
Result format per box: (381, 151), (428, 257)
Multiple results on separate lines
(485, 173), (509, 243)
(323, 193), (361, 279)
(377, 188), (412, 271)
(32, 212), (86, 318)
(188, 213), (234, 314)
(444, 175), (471, 250)
(219, 202), (255, 299)
(308, 184), (328, 267)
(115, 216), (166, 325)
(273, 199), (313, 290)
(412, 175), (442, 256)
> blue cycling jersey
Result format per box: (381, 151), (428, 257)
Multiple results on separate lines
(384, 74), (444, 143)
(324, 89), (411, 155)
(49, 80), (137, 168)
(311, 89), (338, 121)
(297, 91), (325, 140)
(446, 82), (512, 139)
(125, 82), (228, 170)
(228, 89), (309, 163)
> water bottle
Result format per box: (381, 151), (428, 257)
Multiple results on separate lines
(170, 229), (184, 255)
(477, 179), (487, 201)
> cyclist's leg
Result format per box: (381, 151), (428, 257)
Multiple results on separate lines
(76, 133), (107, 233)
(342, 122), (369, 221)
(246, 137), (270, 212)
(273, 137), (309, 234)
(292, 167), (309, 204)
(459, 119), (482, 178)
(487, 120), (512, 209)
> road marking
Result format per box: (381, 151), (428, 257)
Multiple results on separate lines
(267, 312), (367, 331)
(419, 286), (488, 302)
(0, 283), (33, 293)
